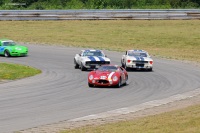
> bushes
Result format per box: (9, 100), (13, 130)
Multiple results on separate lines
(0, 0), (199, 9)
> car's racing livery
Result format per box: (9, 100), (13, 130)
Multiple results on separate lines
(0, 39), (28, 57)
(121, 49), (153, 71)
(74, 49), (110, 71)
(88, 64), (128, 88)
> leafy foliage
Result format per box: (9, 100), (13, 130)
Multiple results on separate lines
(0, 0), (199, 9)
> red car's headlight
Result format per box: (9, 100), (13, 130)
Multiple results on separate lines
(89, 75), (94, 80)
(113, 76), (118, 81)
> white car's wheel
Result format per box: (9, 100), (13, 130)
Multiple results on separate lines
(121, 60), (125, 68)
(124, 63), (129, 71)
(81, 63), (86, 71)
(74, 59), (79, 69)
(148, 68), (153, 71)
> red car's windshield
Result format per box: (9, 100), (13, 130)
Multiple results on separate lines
(98, 66), (117, 72)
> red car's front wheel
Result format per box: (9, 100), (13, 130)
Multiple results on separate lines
(88, 83), (94, 87)
(116, 78), (121, 88)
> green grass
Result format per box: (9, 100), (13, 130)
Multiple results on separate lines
(61, 105), (200, 133)
(0, 20), (200, 62)
(0, 63), (41, 80)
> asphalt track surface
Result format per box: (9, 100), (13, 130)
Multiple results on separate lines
(0, 44), (200, 133)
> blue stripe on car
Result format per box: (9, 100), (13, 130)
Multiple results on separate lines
(133, 56), (144, 61)
(0, 47), (4, 52)
(88, 56), (96, 61)
(134, 56), (140, 61)
(97, 56), (105, 61)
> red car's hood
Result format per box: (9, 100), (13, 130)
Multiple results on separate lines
(94, 70), (116, 79)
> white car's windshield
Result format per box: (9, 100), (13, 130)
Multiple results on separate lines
(83, 51), (104, 57)
(3, 41), (16, 46)
(98, 66), (117, 72)
(128, 51), (147, 57)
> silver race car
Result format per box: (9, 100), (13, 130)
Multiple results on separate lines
(74, 49), (111, 71)
(121, 50), (153, 71)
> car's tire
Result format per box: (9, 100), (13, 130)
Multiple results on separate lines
(88, 83), (94, 87)
(124, 63), (129, 71)
(81, 63), (86, 71)
(148, 68), (153, 71)
(74, 59), (79, 69)
(116, 77), (121, 88)
(121, 60), (125, 68)
(4, 50), (10, 57)
(124, 75), (128, 85)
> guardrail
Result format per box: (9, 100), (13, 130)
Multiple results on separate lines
(0, 9), (200, 20)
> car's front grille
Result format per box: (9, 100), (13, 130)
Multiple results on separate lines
(20, 53), (27, 56)
(136, 64), (145, 67)
(132, 61), (148, 63)
(96, 80), (109, 84)
(86, 61), (110, 65)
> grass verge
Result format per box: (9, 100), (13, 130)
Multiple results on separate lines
(0, 20), (200, 62)
(61, 104), (200, 133)
(0, 63), (41, 80)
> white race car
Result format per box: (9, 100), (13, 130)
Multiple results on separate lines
(74, 49), (111, 71)
(121, 50), (153, 71)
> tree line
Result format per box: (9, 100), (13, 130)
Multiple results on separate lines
(1, 0), (200, 9)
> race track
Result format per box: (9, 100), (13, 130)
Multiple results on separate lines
(0, 44), (200, 133)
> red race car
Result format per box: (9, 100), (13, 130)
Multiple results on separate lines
(88, 64), (128, 88)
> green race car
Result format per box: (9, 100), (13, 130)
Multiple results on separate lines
(0, 39), (28, 57)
